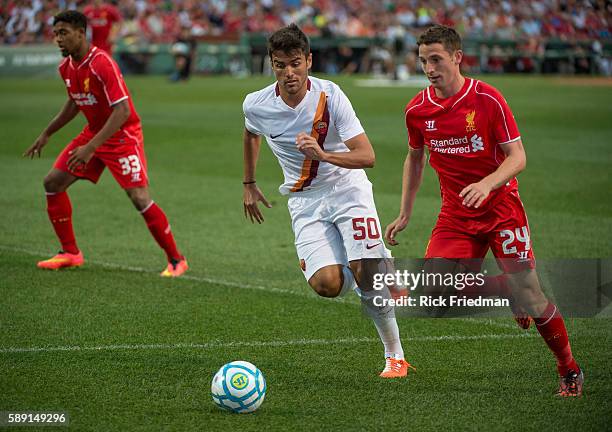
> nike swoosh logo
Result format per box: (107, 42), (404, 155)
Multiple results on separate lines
(270, 133), (283, 139)
(366, 243), (381, 250)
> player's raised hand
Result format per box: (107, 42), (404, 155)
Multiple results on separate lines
(459, 180), (492, 208)
(385, 215), (410, 246)
(23, 133), (50, 159)
(243, 184), (272, 224)
(296, 132), (325, 161)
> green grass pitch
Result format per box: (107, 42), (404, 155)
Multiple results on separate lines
(1, 74), (611, 431)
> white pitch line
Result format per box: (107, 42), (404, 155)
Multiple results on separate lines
(0, 333), (537, 354)
(458, 317), (522, 330)
(0, 245), (527, 328)
(0, 244), (329, 301)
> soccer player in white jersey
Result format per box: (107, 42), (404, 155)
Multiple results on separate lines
(242, 24), (414, 378)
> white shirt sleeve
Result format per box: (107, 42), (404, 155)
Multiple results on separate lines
(328, 83), (365, 142)
(243, 96), (261, 135)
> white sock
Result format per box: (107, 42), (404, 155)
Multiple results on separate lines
(339, 266), (357, 297)
(358, 288), (404, 359)
(374, 316), (404, 359)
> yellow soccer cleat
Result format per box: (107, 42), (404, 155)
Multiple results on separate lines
(37, 251), (84, 270)
(160, 258), (189, 277)
(379, 357), (416, 378)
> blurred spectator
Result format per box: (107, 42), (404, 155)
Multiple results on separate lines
(3, 0), (610, 47)
(335, 44), (359, 74)
(1, 0), (610, 76)
(170, 26), (196, 81)
(83, 0), (122, 55)
(592, 39), (611, 76)
(116, 5), (150, 74)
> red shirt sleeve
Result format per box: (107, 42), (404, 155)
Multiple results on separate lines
(477, 82), (520, 145)
(90, 54), (128, 106)
(405, 110), (424, 149)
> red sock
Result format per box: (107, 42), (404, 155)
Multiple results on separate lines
(46, 192), (79, 254)
(459, 274), (510, 298)
(141, 202), (181, 262)
(534, 302), (579, 376)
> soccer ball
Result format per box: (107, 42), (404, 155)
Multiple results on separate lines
(211, 361), (266, 413)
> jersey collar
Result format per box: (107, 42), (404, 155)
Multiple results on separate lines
(70, 45), (98, 69)
(427, 77), (474, 110)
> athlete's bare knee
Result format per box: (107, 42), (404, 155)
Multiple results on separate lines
(43, 174), (57, 192)
(507, 269), (541, 294)
(310, 279), (342, 298)
(308, 267), (343, 298)
(43, 171), (71, 193)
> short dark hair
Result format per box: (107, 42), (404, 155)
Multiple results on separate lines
(53, 10), (87, 31)
(417, 24), (462, 54)
(267, 24), (310, 58)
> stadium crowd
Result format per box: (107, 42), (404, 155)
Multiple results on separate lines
(1, 0), (611, 75)
(3, 0), (610, 44)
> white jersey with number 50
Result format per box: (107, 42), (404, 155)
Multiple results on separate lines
(243, 76), (365, 195)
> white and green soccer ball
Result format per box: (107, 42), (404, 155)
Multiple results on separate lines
(211, 361), (266, 413)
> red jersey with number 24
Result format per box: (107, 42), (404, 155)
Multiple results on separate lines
(58, 46), (141, 143)
(405, 78), (521, 218)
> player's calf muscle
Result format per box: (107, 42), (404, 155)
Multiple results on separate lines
(507, 270), (548, 316)
(125, 187), (151, 211)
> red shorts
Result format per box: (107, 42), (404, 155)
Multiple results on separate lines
(54, 127), (149, 189)
(425, 191), (536, 273)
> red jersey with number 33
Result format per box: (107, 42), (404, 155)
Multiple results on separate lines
(405, 78), (521, 218)
(58, 46), (141, 142)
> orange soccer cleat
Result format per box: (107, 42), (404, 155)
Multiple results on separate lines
(160, 258), (189, 277)
(37, 251), (84, 270)
(556, 369), (584, 397)
(379, 357), (416, 378)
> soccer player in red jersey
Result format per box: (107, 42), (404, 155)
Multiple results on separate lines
(83, 0), (121, 55)
(23, 10), (188, 277)
(384, 25), (583, 397)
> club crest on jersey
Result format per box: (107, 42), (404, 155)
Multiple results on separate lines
(425, 120), (436, 131)
(315, 121), (328, 135)
(83, 77), (90, 93)
(465, 110), (476, 132)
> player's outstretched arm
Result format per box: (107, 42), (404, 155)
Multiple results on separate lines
(243, 128), (271, 224)
(23, 99), (79, 158)
(385, 146), (427, 246)
(296, 132), (375, 169)
(66, 100), (131, 171)
(459, 139), (526, 209)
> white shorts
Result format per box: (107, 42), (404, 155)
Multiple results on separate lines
(287, 170), (391, 281)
